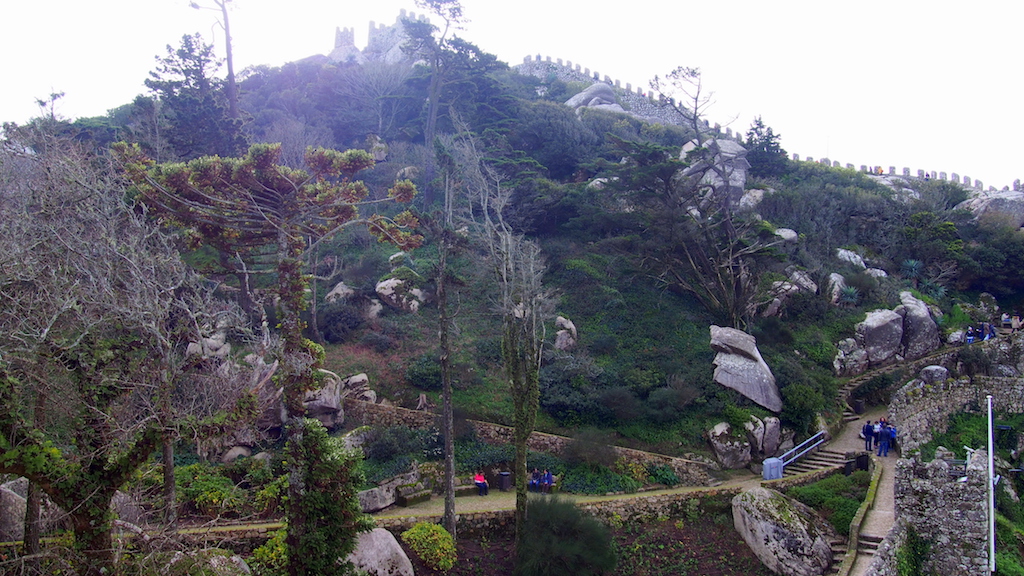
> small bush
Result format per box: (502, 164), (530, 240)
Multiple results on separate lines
(647, 464), (680, 487)
(318, 301), (364, 343)
(514, 496), (616, 576)
(561, 429), (616, 468)
(560, 465), (637, 494)
(250, 528), (287, 576)
(401, 522), (457, 571)
(359, 331), (394, 353)
(175, 463), (244, 516)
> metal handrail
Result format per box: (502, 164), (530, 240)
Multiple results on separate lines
(780, 431), (827, 466)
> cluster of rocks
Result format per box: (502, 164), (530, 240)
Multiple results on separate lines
(554, 315), (578, 351)
(833, 291), (941, 377)
(706, 415), (794, 470)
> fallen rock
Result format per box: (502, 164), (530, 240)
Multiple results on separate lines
(347, 528), (415, 576)
(732, 487), (837, 576)
(710, 326), (781, 412)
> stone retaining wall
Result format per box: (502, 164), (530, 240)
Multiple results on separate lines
(344, 399), (714, 486)
(374, 486), (742, 540)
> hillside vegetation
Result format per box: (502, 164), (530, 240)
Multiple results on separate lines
(3, 12), (1024, 575)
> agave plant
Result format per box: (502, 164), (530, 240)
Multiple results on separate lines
(839, 285), (861, 307)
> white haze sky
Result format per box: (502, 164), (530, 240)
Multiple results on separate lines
(2, 0), (1020, 188)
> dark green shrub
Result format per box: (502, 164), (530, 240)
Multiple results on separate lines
(405, 353), (442, 390)
(788, 471), (870, 533)
(560, 465), (636, 494)
(514, 496), (616, 576)
(454, 439), (515, 473)
(959, 345), (992, 376)
(561, 429), (616, 468)
(598, 386), (642, 422)
(175, 463), (244, 516)
(359, 331), (394, 353)
(646, 464), (680, 487)
(401, 522), (457, 571)
(781, 383), (825, 435)
(318, 301), (364, 343)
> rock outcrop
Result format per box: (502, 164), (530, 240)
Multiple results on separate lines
(733, 487), (837, 576)
(347, 528), (415, 576)
(710, 326), (782, 412)
(554, 315), (578, 351)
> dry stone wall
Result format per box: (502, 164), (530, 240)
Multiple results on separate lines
(343, 398), (715, 486)
(889, 374), (1024, 454)
(892, 455), (990, 575)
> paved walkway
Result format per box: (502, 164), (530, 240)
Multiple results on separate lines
(376, 407), (899, 576)
(830, 405), (897, 576)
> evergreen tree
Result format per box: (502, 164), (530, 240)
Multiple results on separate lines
(744, 116), (789, 178)
(145, 33), (245, 160)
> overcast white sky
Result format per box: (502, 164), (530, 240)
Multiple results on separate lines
(2, 0), (1019, 188)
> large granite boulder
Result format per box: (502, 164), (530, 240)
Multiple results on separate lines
(855, 309), (904, 365)
(895, 291), (941, 360)
(707, 422), (752, 469)
(733, 487), (837, 576)
(347, 528), (415, 576)
(826, 273), (846, 305)
(710, 326), (782, 412)
(375, 277), (426, 313)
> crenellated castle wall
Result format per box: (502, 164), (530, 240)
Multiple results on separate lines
(515, 55), (1017, 191)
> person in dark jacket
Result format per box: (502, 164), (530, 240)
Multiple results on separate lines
(862, 420), (874, 451)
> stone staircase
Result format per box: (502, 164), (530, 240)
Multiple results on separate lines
(783, 448), (849, 476)
(824, 538), (847, 575)
(857, 533), (883, 556)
